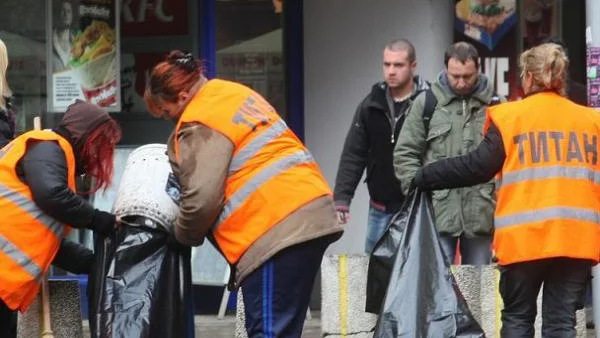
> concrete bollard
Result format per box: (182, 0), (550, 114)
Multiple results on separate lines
(17, 280), (83, 338)
(321, 254), (377, 337)
(235, 292), (248, 338)
(319, 254), (587, 338)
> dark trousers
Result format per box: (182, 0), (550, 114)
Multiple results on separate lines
(241, 234), (335, 338)
(0, 299), (16, 338)
(499, 258), (592, 338)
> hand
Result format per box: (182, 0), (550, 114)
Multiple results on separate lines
(336, 207), (350, 225)
(91, 210), (119, 236)
(167, 232), (190, 252)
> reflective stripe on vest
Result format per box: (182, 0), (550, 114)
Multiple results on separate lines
(229, 120), (287, 175)
(0, 183), (65, 281)
(0, 184), (65, 238)
(498, 165), (600, 188)
(495, 207), (600, 229)
(0, 234), (43, 279)
(215, 149), (315, 227)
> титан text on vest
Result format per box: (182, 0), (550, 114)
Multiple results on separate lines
(513, 131), (597, 165)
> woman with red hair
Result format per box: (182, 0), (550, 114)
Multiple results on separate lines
(145, 51), (342, 337)
(0, 100), (121, 337)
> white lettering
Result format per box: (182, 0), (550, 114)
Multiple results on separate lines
(79, 5), (110, 19)
(121, 0), (172, 23)
(480, 57), (509, 98)
(154, 0), (173, 22)
(122, 0), (135, 22)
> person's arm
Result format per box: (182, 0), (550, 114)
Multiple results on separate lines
(393, 92), (427, 194)
(414, 121), (505, 190)
(52, 239), (94, 275)
(333, 100), (369, 211)
(170, 123), (233, 246)
(21, 141), (115, 235)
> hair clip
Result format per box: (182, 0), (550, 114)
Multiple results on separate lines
(174, 53), (196, 71)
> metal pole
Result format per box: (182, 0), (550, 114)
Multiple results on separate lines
(587, 1), (600, 335)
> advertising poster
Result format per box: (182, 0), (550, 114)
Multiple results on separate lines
(47, 0), (120, 112)
(120, 52), (165, 113)
(454, 0), (561, 101)
(454, 0), (519, 100)
(587, 47), (600, 108)
(521, 0), (560, 50)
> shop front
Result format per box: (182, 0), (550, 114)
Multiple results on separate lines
(0, 0), (296, 314)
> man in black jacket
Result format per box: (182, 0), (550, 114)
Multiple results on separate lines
(334, 39), (429, 253)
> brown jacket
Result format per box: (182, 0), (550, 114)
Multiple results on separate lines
(167, 122), (343, 286)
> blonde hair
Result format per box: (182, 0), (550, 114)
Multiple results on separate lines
(0, 39), (11, 111)
(519, 43), (568, 96)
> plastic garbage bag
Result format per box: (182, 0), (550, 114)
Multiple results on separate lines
(88, 216), (194, 338)
(372, 189), (484, 337)
(365, 198), (410, 314)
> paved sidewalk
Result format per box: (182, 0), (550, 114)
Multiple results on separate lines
(82, 313), (322, 338)
(82, 312), (595, 337)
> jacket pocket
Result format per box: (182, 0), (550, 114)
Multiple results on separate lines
(465, 183), (496, 237)
(431, 189), (453, 234)
(462, 113), (486, 151)
(426, 123), (452, 161)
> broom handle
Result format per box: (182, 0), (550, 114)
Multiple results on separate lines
(40, 278), (54, 338)
(33, 116), (54, 337)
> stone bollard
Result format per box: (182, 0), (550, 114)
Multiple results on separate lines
(319, 254), (587, 338)
(17, 280), (83, 338)
(321, 254), (377, 337)
(235, 292), (248, 338)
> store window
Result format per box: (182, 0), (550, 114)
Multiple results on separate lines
(0, 0), (46, 133)
(216, 0), (285, 119)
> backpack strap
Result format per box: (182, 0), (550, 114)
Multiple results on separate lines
(422, 89), (437, 134)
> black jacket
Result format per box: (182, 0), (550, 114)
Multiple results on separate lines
(15, 129), (115, 235)
(0, 97), (16, 148)
(334, 77), (429, 212)
(415, 121), (505, 190)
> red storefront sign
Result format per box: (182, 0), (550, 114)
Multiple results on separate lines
(121, 0), (188, 36)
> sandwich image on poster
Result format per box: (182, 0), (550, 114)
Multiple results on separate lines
(455, 0), (516, 50)
(48, 0), (120, 112)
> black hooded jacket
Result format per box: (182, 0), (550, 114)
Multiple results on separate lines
(14, 101), (116, 235)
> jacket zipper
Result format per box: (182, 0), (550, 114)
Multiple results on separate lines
(389, 114), (396, 143)
(388, 101), (409, 144)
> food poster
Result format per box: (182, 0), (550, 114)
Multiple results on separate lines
(47, 0), (120, 112)
(454, 0), (519, 100)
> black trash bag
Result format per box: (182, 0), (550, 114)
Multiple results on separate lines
(373, 189), (484, 338)
(365, 198), (410, 314)
(88, 216), (194, 338)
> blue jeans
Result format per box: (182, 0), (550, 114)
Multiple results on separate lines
(365, 206), (394, 254)
(439, 235), (492, 265)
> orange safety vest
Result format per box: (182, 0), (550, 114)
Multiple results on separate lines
(486, 92), (600, 265)
(0, 130), (75, 311)
(174, 79), (332, 264)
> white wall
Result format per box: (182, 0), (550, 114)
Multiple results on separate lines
(304, 0), (453, 254)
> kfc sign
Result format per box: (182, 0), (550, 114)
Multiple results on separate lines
(122, 0), (188, 36)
